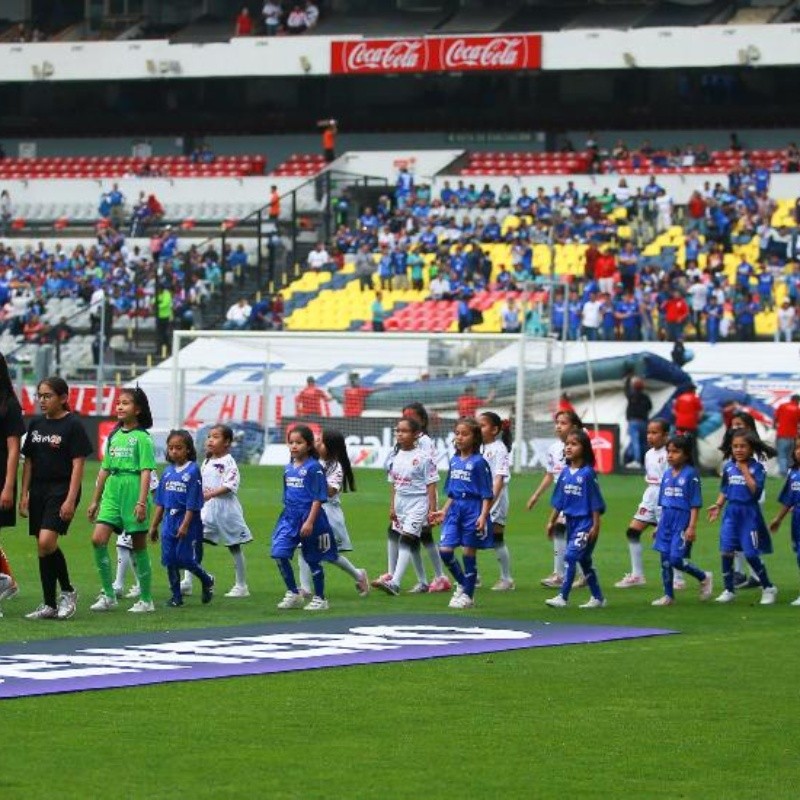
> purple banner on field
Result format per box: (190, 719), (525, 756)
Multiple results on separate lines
(0, 616), (675, 700)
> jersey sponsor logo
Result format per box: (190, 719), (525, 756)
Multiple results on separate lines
(0, 616), (674, 699)
(30, 431), (62, 447)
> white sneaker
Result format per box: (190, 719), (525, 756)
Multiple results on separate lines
(25, 604), (57, 619)
(456, 594), (475, 609)
(225, 584), (250, 598)
(651, 595), (674, 606)
(699, 571), (714, 601)
(579, 596), (607, 609)
(491, 578), (515, 592)
(673, 575), (687, 591)
(355, 569), (370, 597)
(791, 595), (800, 607)
(545, 594), (568, 608)
(448, 591), (465, 608)
(277, 591), (305, 609)
(715, 590), (736, 604)
(0, 574), (19, 601)
(179, 580), (192, 596)
(304, 596), (330, 611)
(540, 572), (564, 588)
(407, 582), (430, 594)
(56, 590), (78, 620)
(128, 600), (155, 613)
(125, 585), (141, 599)
(760, 585), (778, 605)
(615, 573), (646, 589)
(90, 593), (118, 612)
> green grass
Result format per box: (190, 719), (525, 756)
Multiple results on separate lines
(2, 464), (800, 799)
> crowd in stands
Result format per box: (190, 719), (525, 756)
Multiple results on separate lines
(235, 2), (320, 36)
(313, 158), (800, 339)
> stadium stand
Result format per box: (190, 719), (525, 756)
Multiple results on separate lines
(271, 154), (327, 177)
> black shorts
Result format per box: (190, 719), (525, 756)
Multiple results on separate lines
(29, 482), (77, 537)
(0, 476), (17, 528)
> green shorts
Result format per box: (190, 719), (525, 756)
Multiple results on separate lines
(97, 474), (151, 535)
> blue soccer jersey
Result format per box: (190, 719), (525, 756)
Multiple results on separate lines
(440, 453), (494, 550)
(654, 465), (702, 557)
(719, 459), (772, 556)
(551, 465), (606, 537)
(777, 467), (800, 551)
(155, 462), (204, 541)
(443, 453), (494, 501)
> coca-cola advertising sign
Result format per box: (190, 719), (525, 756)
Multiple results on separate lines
(331, 34), (541, 75)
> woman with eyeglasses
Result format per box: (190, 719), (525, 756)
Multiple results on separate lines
(19, 376), (92, 619)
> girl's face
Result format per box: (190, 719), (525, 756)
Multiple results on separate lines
(395, 421), (416, 450)
(666, 442), (687, 469)
(731, 436), (753, 462)
(288, 430), (310, 460)
(554, 414), (572, 441)
(315, 434), (328, 461)
(116, 393), (139, 425)
(646, 423), (669, 450)
(730, 416), (748, 431)
(167, 436), (190, 465)
(563, 434), (584, 464)
(205, 428), (229, 457)
(479, 416), (498, 445)
(37, 384), (64, 418)
(453, 423), (476, 454)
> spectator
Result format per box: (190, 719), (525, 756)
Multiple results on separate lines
(154, 283), (174, 354)
(262, 1), (282, 34)
(318, 119), (337, 162)
(306, 241), (330, 271)
(295, 376), (330, 417)
(371, 291), (386, 332)
(22, 313), (45, 343)
(775, 394), (800, 476)
(343, 373), (373, 418)
(304, 1), (319, 29)
(234, 6), (253, 35)
(354, 244), (374, 292)
(581, 291), (602, 340)
(500, 297), (522, 333)
(456, 384), (495, 418)
(286, 5), (306, 33)
(52, 316), (74, 343)
(777, 299), (796, 342)
(617, 241), (639, 294)
(624, 374), (652, 469)
(0, 190), (11, 236)
(222, 297), (252, 330)
(268, 185), (280, 220)
(663, 288), (689, 342)
(248, 295), (272, 331)
(429, 273), (451, 301)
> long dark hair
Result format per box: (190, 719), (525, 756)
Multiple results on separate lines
(0, 353), (19, 415)
(720, 411), (776, 460)
(166, 429), (197, 464)
(455, 417), (482, 456)
(121, 386), (154, 430)
(667, 433), (695, 466)
(480, 411), (512, 450)
(730, 428), (776, 462)
(288, 423), (319, 459)
(322, 428), (355, 493)
(402, 402), (429, 433)
(565, 428), (595, 468)
(38, 376), (70, 412)
(555, 409), (583, 429)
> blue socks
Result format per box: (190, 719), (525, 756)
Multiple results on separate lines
(746, 556), (772, 589)
(561, 561), (577, 600)
(310, 561), (325, 598)
(661, 559), (675, 599)
(462, 555), (477, 598)
(722, 554), (735, 592)
(440, 549), (466, 587)
(582, 561), (603, 601)
(276, 557), (298, 593)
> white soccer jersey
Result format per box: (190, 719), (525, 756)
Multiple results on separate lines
(321, 458), (343, 507)
(201, 454), (241, 494)
(201, 453), (252, 546)
(546, 441), (565, 476)
(644, 446), (668, 486)
(388, 447), (438, 496)
(482, 440), (511, 485)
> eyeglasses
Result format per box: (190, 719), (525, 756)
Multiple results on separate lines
(37, 393), (55, 400)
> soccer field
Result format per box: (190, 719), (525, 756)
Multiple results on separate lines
(2, 463), (799, 799)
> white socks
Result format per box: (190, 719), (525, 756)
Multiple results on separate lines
(629, 539), (644, 578)
(494, 543), (512, 581)
(424, 541), (445, 578)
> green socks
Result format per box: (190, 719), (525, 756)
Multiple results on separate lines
(132, 549), (153, 603)
(93, 544), (114, 598)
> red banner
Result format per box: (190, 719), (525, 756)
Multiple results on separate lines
(331, 34), (542, 75)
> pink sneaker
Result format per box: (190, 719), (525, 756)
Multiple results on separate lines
(427, 576), (453, 593)
(371, 572), (393, 588)
(614, 573), (647, 589)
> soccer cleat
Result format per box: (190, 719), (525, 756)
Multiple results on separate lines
(759, 586), (778, 605)
(427, 576), (453, 593)
(672, 575), (687, 591)
(179, 579), (193, 596)
(714, 590), (736, 604)
(125, 585), (141, 599)
(614, 573), (646, 589)
(277, 591), (305, 609)
(375, 579), (400, 596)
(56, 590), (78, 620)
(790, 595), (800, 607)
(651, 595), (675, 606)
(491, 578), (516, 592)
(90, 593), (118, 612)
(166, 597), (183, 607)
(0, 574), (19, 602)
(25, 604), (57, 620)
(371, 572), (393, 588)
(355, 569), (370, 597)
(407, 582), (430, 594)
(201, 575), (215, 604)
(579, 596), (607, 609)
(545, 594), (568, 608)
(304, 596), (330, 611)
(540, 572), (564, 588)
(225, 584), (250, 598)
(699, 572), (714, 601)
(128, 600), (155, 613)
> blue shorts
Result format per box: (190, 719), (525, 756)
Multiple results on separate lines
(160, 512), (203, 568)
(719, 503), (772, 557)
(439, 498), (493, 550)
(654, 507), (692, 562)
(271, 509), (337, 563)
(564, 517), (597, 562)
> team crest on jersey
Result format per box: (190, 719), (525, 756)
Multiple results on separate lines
(576, 475), (583, 484)
(678, 478), (685, 485)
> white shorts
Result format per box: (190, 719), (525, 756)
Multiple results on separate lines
(393, 494), (429, 538)
(116, 533), (134, 550)
(202, 496), (253, 547)
(324, 503), (352, 551)
(633, 486), (661, 526)
(490, 489), (509, 526)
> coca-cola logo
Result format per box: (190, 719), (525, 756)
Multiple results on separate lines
(442, 37), (526, 70)
(345, 40), (427, 72)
